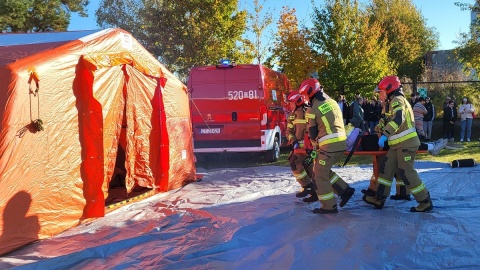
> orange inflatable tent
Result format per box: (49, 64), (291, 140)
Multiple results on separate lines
(0, 29), (196, 255)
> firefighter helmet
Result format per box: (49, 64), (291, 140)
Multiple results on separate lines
(377, 76), (401, 94)
(286, 90), (305, 107)
(298, 78), (322, 98)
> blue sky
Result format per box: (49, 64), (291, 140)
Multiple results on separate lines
(69, 0), (473, 51)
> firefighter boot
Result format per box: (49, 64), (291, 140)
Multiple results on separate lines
(361, 188), (376, 197)
(362, 195), (387, 209)
(390, 185), (412, 201)
(390, 194), (412, 200)
(313, 204), (338, 214)
(410, 194), (433, 212)
(302, 190), (318, 203)
(339, 187), (355, 207)
(296, 183), (314, 198)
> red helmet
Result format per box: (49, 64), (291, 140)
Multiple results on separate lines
(286, 90), (304, 107)
(298, 78), (322, 98)
(377, 76), (401, 94)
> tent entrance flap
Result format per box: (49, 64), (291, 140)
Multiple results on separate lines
(105, 131), (152, 208)
(75, 59), (105, 219)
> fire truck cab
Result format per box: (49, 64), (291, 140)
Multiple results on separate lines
(188, 60), (290, 162)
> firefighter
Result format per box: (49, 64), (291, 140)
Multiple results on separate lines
(285, 90), (318, 202)
(362, 76), (433, 212)
(298, 78), (355, 214)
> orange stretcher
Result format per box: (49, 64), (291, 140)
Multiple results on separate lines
(343, 150), (428, 190)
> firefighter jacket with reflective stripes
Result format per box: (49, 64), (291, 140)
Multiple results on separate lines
(305, 98), (347, 152)
(286, 107), (308, 143)
(382, 94), (420, 149)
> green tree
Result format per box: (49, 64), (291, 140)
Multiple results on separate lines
(268, 6), (325, 89)
(96, 0), (248, 80)
(0, 0), (89, 32)
(95, 0), (142, 34)
(454, 1), (480, 76)
(367, 0), (438, 82)
(310, 0), (392, 98)
(244, 0), (273, 64)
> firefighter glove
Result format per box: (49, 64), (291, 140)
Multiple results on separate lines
(293, 141), (299, 149)
(378, 135), (388, 148)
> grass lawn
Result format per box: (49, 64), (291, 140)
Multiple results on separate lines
(196, 140), (480, 169)
(196, 118), (480, 169)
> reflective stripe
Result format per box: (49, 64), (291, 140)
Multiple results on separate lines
(294, 170), (308, 180)
(392, 107), (402, 114)
(378, 177), (392, 187)
(396, 181), (405, 186)
(388, 121), (399, 130)
(319, 135), (347, 147)
(388, 128), (418, 145)
(321, 116), (332, 134)
(318, 160), (326, 165)
(288, 115), (295, 119)
(288, 134), (295, 140)
(293, 119), (308, 124)
(330, 174), (339, 184)
(411, 183), (426, 194)
(318, 132), (346, 144)
(392, 131), (417, 145)
(388, 128), (417, 143)
(287, 123), (294, 128)
(305, 113), (316, 119)
(318, 192), (335, 201)
(405, 110), (413, 128)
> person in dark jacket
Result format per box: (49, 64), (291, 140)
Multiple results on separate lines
(409, 93), (418, 107)
(367, 97), (382, 134)
(443, 100), (457, 141)
(350, 97), (366, 131)
(442, 96), (452, 110)
(337, 95), (349, 125)
(423, 97), (435, 141)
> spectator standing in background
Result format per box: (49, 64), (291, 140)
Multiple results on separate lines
(337, 95), (349, 125)
(423, 97), (435, 141)
(443, 100), (457, 142)
(368, 97), (382, 135)
(362, 98), (370, 132)
(442, 96), (452, 110)
(413, 97), (428, 141)
(363, 98), (372, 133)
(409, 93), (418, 107)
(350, 97), (366, 131)
(458, 96), (475, 142)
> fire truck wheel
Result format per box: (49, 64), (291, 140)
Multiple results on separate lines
(265, 137), (280, 162)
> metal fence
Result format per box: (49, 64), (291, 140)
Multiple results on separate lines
(343, 81), (480, 118)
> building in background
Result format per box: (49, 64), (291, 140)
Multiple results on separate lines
(422, 50), (473, 82)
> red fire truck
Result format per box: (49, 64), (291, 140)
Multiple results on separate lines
(188, 60), (290, 162)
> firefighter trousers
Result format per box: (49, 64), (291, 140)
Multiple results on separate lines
(376, 147), (429, 202)
(394, 172), (410, 197)
(289, 152), (313, 187)
(313, 150), (350, 210)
